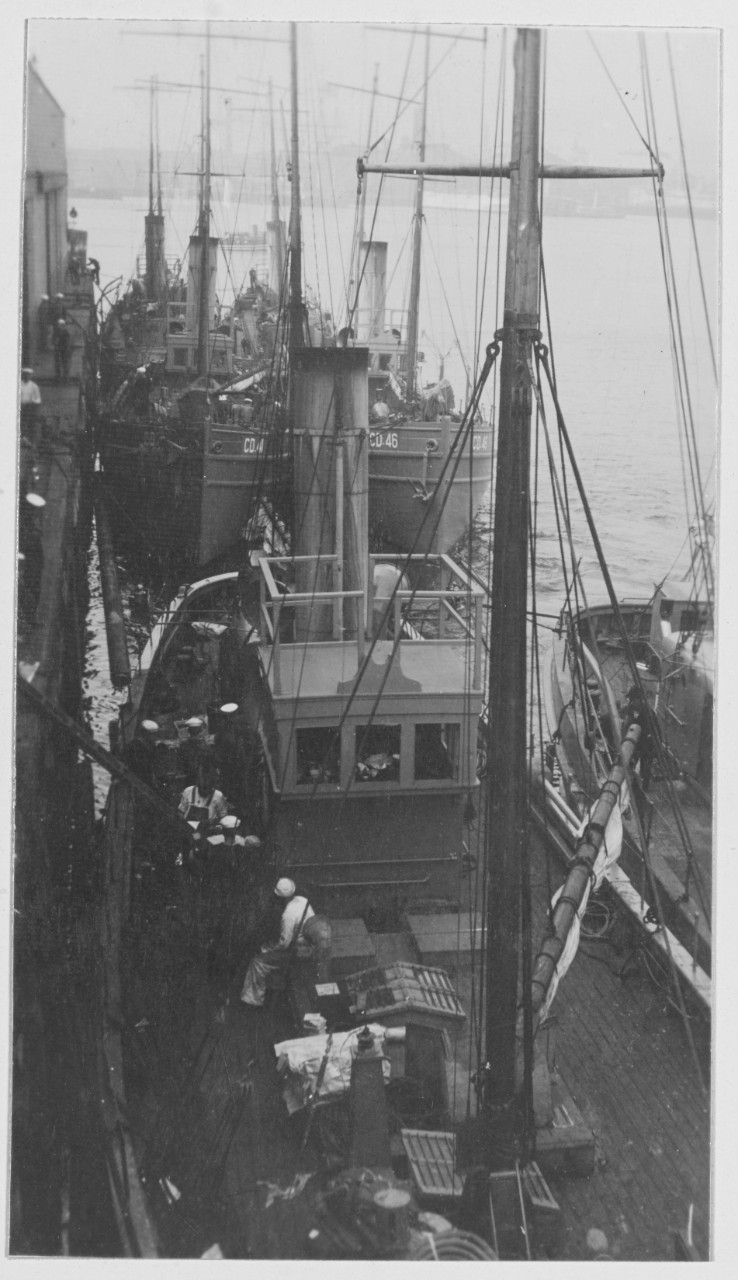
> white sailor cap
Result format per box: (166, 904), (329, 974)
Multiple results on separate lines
(25, 492), (46, 508)
(56, 292), (65, 298)
(244, 835), (262, 849)
(221, 814), (239, 830)
(21, 367), (34, 375)
(141, 719), (159, 733)
(185, 716), (204, 730)
(274, 877), (296, 898)
(220, 702), (239, 715)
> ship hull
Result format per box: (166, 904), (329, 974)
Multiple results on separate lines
(542, 600), (712, 978)
(367, 419), (492, 553)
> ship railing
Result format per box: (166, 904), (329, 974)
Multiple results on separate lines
(258, 552), (484, 694)
(356, 305), (408, 351)
(134, 253), (182, 281)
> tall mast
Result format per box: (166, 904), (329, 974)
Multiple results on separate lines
(197, 28), (212, 378)
(288, 21), (305, 349)
(268, 79), (285, 295)
(483, 28), (541, 1141)
(404, 26), (430, 404)
(351, 63), (379, 321)
(155, 81), (162, 216)
(148, 77), (154, 217)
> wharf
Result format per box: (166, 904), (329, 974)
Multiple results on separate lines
(13, 276), (102, 1253)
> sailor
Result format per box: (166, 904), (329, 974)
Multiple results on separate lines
(20, 368), (42, 447)
(204, 819), (262, 986)
(131, 366), (151, 415)
(240, 878), (332, 1007)
(372, 561), (409, 639)
(124, 719), (160, 787)
(86, 257), (101, 285)
(214, 702), (255, 825)
(18, 492), (46, 622)
(179, 715), (211, 785)
(52, 319), (72, 381)
(49, 293), (67, 328)
(178, 760), (229, 862)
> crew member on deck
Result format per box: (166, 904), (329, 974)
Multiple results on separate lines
(240, 878), (332, 1008)
(179, 716), (211, 785)
(178, 761), (229, 863)
(20, 369), (42, 447)
(49, 293), (67, 328)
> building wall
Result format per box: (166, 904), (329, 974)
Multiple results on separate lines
(23, 64), (68, 362)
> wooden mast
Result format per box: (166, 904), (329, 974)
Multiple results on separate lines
(268, 80), (286, 297)
(350, 63), (379, 324)
(288, 21), (306, 350)
(482, 27), (541, 1143)
(197, 28), (212, 378)
(404, 26), (430, 404)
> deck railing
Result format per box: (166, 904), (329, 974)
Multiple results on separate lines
(258, 552), (484, 695)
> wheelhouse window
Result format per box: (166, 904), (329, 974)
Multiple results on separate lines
(415, 723), (460, 781)
(296, 726), (340, 785)
(355, 724), (401, 783)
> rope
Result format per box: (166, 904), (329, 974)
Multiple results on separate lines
(408, 1229), (498, 1260)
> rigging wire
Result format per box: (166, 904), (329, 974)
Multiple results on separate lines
(639, 36), (714, 613)
(665, 33), (718, 384)
(586, 30), (662, 169)
(533, 342), (710, 924)
(345, 35), (415, 336)
(471, 27), (489, 382)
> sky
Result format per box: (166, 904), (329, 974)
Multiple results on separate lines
(21, 14), (720, 193)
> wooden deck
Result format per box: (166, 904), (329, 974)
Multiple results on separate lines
(111, 815), (710, 1260)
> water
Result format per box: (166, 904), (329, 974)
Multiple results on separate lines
(83, 527), (129, 813)
(80, 192), (717, 760)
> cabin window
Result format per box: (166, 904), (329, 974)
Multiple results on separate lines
(674, 608), (703, 634)
(355, 724), (401, 783)
(296, 726), (340, 785)
(415, 723), (460, 781)
(172, 348), (189, 368)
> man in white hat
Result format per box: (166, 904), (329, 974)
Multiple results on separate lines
(179, 716), (210, 786)
(20, 368), (42, 448)
(240, 878), (316, 1008)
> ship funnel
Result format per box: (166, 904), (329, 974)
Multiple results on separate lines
(144, 212), (167, 304)
(359, 241), (387, 342)
(185, 233), (218, 337)
(292, 347), (369, 643)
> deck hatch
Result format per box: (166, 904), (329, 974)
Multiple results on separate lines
(344, 962), (465, 1022)
(400, 1129), (462, 1199)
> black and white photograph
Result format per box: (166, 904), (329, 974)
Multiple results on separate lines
(7, 0), (728, 1263)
